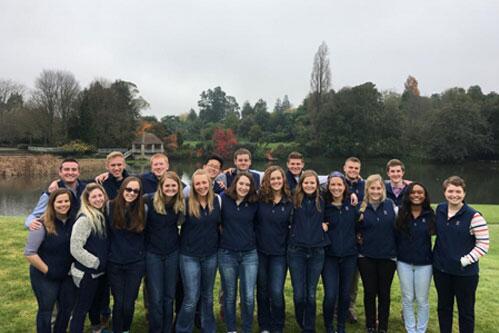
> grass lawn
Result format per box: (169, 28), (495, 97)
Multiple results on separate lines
(1, 216), (498, 333)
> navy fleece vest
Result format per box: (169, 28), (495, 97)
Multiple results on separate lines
(395, 210), (433, 265)
(346, 178), (365, 204)
(39, 217), (75, 280)
(102, 170), (129, 200)
(220, 194), (258, 251)
(74, 215), (109, 274)
(286, 170), (300, 193)
(359, 199), (397, 259)
(145, 194), (180, 255)
(385, 181), (408, 207)
(256, 199), (293, 255)
(433, 203), (479, 276)
(289, 195), (330, 248)
(324, 202), (359, 257)
(180, 196), (221, 257)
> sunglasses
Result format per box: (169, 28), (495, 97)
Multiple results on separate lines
(124, 187), (140, 194)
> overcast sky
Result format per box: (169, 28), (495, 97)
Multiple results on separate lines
(2, 0), (499, 117)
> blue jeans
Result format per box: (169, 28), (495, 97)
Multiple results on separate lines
(218, 248), (258, 333)
(146, 251), (178, 333)
(107, 260), (145, 333)
(287, 245), (325, 333)
(397, 261), (432, 333)
(257, 252), (287, 333)
(30, 266), (75, 333)
(176, 253), (217, 333)
(322, 255), (357, 332)
(70, 273), (107, 333)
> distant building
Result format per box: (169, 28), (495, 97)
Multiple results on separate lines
(131, 132), (164, 158)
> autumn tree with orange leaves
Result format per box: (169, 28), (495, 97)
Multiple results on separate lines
(212, 128), (237, 159)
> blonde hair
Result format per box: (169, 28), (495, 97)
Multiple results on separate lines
(106, 151), (125, 163)
(153, 171), (184, 215)
(188, 169), (215, 218)
(79, 183), (108, 237)
(42, 188), (72, 235)
(360, 174), (386, 213)
(150, 153), (168, 165)
(294, 170), (322, 211)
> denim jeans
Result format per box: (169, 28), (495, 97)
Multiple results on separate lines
(146, 250), (178, 333)
(175, 253), (217, 333)
(218, 248), (258, 333)
(70, 273), (107, 333)
(287, 245), (325, 333)
(433, 269), (478, 333)
(256, 252), (287, 333)
(397, 261), (432, 333)
(322, 255), (357, 332)
(107, 260), (146, 333)
(30, 266), (75, 333)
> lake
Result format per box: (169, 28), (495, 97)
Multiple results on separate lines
(1, 157), (498, 216)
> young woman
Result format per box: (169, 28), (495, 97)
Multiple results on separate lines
(395, 182), (435, 333)
(69, 183), (110, 333)
(256, 166), (293, 333)
(322, 171), (359, 333)
(288, 170), (330, 333)
(433, 176), (489, 333)
(24, 188), (76, 333)
(176, 169), (221, 333)
(106, 176), (146, 333)
(144, 171), (184, 333)
(218, 171), (259, 333)
(357, 174), (397, 333)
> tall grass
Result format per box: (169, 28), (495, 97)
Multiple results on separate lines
(1, 217), (498, 332)
(0, 156), (105, 177)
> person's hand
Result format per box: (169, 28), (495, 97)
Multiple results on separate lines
(216, 180), (227, 191)
(223, 168), (234, 175)
(322, 222), (329, 232)
(350, 193), (358, 206)
(356, 233), (363, 245)
(29, 219), (43, 231)
(47, 179), (60, 193)
(95, 172), (109, 184)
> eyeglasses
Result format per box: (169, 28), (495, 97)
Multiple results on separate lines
(124, 187), (140, 194)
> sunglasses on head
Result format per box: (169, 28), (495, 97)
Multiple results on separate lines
(124, 187), (140, 194)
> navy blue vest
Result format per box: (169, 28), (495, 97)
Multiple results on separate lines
(226, 170), (261, 191)
(395, 209), (433, 265)
(38, 217), (75, 280)
(289, 195), (330, 248)
(180, 196), (221, 257)
(74, 215), (109, 274)
(286, 170), (300, 193)
(145, 194), (180, 255)
(220, 194), (258, 251)
(141, 172), (159, 194)
(433, 203), (479, 276)
(359, 199), (397, 259)
(324, 202), (359, 257)
(102, 170), (129, 200)
(385, 181), (408, 207)
(346, 178), (365, 204)
(256, 199), (293, 255)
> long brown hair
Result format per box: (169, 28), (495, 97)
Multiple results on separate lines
(112, 176), (145, 233)
(153, 171), (184, 215)
(189, 169), (215, 218)
(259, 166), (291, 203)
(225, 172), (258, 203)
(42, 188), (72, 235)
(294, 170), (322, 211)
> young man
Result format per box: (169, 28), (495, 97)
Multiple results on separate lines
(215, 148), (261, 192)
(101, 151), (129, 199)
(286, 151), (305, 192)
(24, 158), (86, 228)
(385, 159), (411, 206)
(141, 153), (170, 194)
(343, 157), (365, 203)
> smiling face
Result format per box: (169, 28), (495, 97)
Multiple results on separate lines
(343, 160), (361, 180)
(287, 158), (304, 177)
(193, 173), (210, 198)
(151, 156), (169, 178)
(409, 184), (426, 206)
(367, 180), (384, 202)
(328, 176), (346, 201)
(269, 170), (284, 193)
(236, 175), (251, 199)
(53, 193), (71, 216)
(107, 156), (126, 179)
(59, 161), (80, 185)
(234, 154), (251, 171)
(123, 180), (141, 203)
(387, 165), (404, 184)
(88, 188), (106, 209)
(161, 177), (179, 198)
(203, 159), (222, 180)
(302, 176), (317, 195)
(444, 184), (465, 206)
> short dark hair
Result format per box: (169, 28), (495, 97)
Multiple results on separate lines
(287, 151), (304, 162)
(204, 154), (224, 169)
(345, 156), (361, 165)
(60, 158), (79, 170)
(233, 148), (252, 160)
(386, 159), (405, 172)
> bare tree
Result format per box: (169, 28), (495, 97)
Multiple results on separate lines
(0, 79), (25, 121)
(309, 41), (332, 131)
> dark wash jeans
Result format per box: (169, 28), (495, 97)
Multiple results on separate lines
(287, 245), (325, 333)
(107, 259), (146, 333)
(358, 257), (396, 332)
(433, 269), (479, 333)
(322, 254), (357, 332)
(218, 248), (258, 333)
(30, 265), (75, 333)
(256, 251), (287, 333)
(145, 250), (178, 333)
(175, 253), (217, 333)
(70, 273), (107, 333)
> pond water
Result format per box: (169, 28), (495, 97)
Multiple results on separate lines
(1, 157), (498, 216)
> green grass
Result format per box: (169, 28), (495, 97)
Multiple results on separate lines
(1, 216), (498, 332)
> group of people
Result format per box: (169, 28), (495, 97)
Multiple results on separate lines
(23, 149), (490, 333)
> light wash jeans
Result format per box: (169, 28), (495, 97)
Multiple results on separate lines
(397, 261), (432, 333)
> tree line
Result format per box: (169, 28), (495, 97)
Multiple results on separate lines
(1, 42), (499, 162)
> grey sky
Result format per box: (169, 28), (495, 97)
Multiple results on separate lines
(2, 0), (498, 117)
